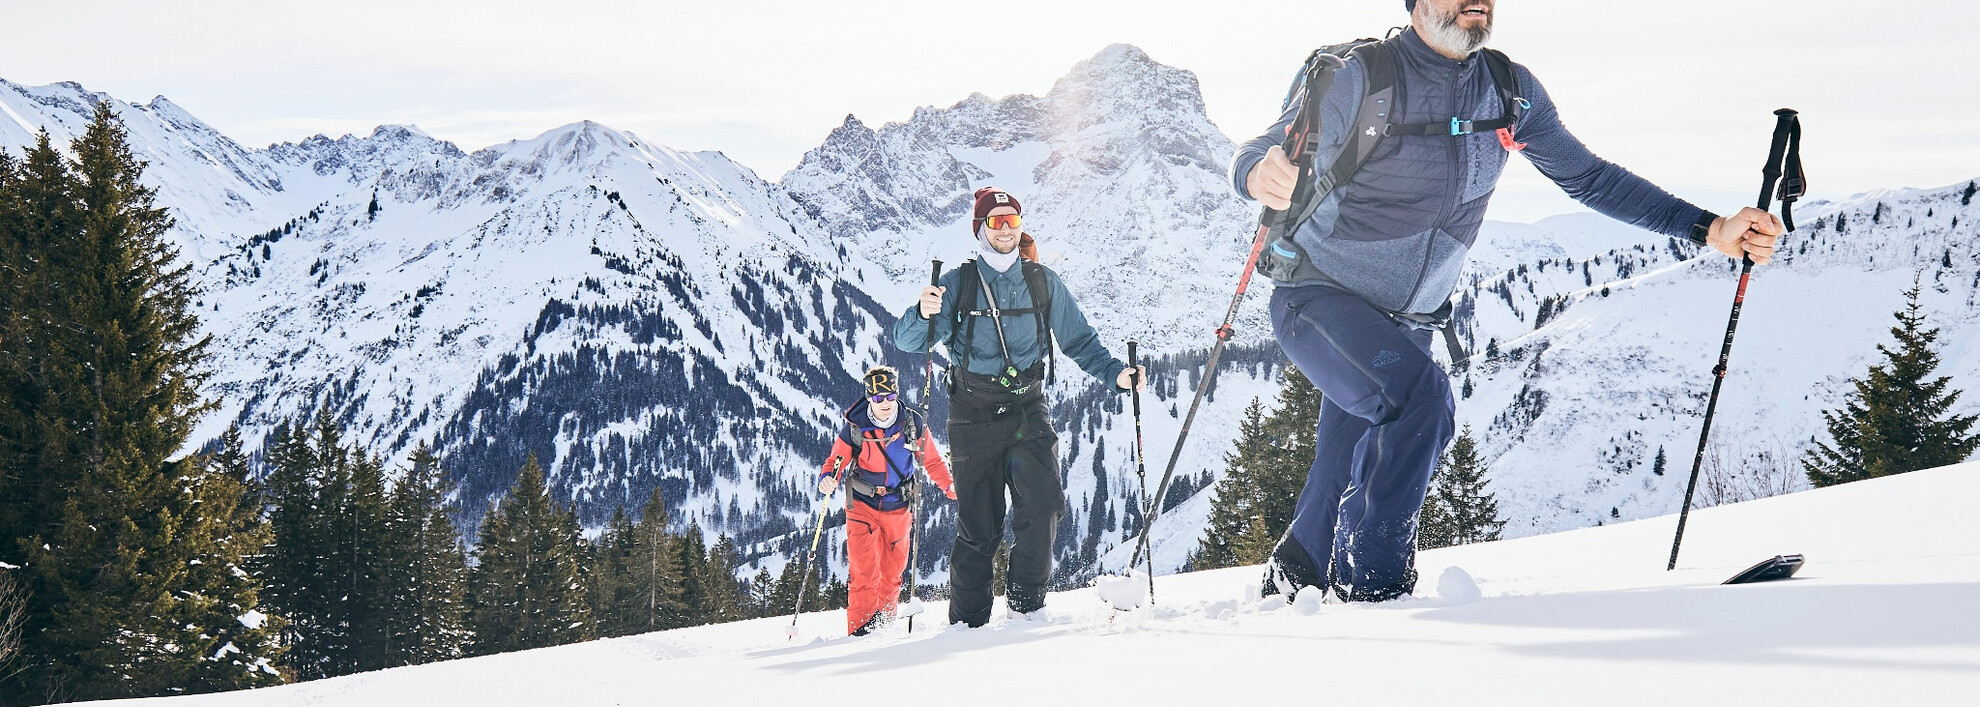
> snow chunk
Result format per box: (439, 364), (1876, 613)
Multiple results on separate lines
(898, 597), (925, 618)
(1094, 571), (1148, 611)
(1291, 586), (1326, 615)
(1437, 566), (1481, 604)
(237, 610), (268, 630)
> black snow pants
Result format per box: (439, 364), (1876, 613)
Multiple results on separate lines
(945, 369), (1063, 627)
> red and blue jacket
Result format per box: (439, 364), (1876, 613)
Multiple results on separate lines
(820, 400), (953, 512)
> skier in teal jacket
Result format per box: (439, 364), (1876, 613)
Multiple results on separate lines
(894, 186), (1143, 627)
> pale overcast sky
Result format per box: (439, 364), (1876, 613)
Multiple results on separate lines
(3, 0), (1975, 222)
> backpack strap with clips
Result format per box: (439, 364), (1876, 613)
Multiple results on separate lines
(950, 258), (1056, 387)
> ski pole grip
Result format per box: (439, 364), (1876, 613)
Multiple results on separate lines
(1127, 339), (1141, 412)
(930, 260), (943, 287)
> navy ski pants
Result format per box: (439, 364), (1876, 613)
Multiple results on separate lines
(1270, 284), (1455, 600)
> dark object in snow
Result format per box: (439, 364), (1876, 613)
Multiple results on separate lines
(1723, 554), (1805, 585)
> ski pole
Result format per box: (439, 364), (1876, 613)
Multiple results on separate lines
(1131, 53), (1348, 572)
(1668, 108), (1803, 571)
(789, 457), (847, 636)
(1125, 340), (1156, 602)
(906, 259), (941, 633)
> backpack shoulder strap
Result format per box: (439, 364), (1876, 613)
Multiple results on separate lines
(952, 258), (981, 365)
(1020, 261), (1056, 385)
(1313, 40), (1397, 200)
(1478, 48), (1528, 150)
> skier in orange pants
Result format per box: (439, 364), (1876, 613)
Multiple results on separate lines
(819, 365), (954, 635)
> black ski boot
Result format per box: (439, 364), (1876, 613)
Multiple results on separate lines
(851, 610), (894, 636)
(1260, 536), (1326, 602)
(1006, 583), (1046, 616)
(1343, 567), (1419, 603)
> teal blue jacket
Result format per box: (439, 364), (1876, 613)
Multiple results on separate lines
(893, 260), (1126, 390)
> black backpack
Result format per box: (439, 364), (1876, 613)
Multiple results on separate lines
(947, 258), (1056, 388)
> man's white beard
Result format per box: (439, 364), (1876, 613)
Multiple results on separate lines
(1421, 6), (1493, 56)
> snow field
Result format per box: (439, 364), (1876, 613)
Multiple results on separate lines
(86, 462), (1980, 706)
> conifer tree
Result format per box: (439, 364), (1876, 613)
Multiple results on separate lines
(1, 104), (278, 701)
(467, 454), (593, 655)
(703, 535), (748, 623)
(1417, 481), (1456, 550)
(586, 506), (641, 637)
(379, 445), (469, 666)
(628, 489), (684, 630)
(745, 568), (776, 619)
(338, 452), (392, 674)
(1426, 426), (1503, 547)
(1805, 278), (1980, 487)
(261, 420), (334, 678)
(1195, 398), (1271, 569)
(1195, 366), (1323, 569)
(672, 519), (711, 625)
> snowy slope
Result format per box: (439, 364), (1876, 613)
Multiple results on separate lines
(80, 462), (1980, 706)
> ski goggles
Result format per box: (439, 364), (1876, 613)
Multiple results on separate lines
(978, 214), (1022, 230)
(867, 393), (898, 404)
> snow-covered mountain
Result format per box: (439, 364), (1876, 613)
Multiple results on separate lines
(783, 44), (1265, 353)
(7, 49), (1979, 587)
(74, 461), (1980, 706)
(2, 79), (895, 543)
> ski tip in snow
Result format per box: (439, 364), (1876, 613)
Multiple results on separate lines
(1723, 554), (1805, 585)
(1095, 571), (1150, 611)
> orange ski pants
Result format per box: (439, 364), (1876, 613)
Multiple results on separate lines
(845, 499), (912, 634)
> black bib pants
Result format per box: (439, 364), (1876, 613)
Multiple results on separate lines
(944, 370), (1063, 627)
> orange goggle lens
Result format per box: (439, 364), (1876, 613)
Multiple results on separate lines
(981, 214), (1022, 230)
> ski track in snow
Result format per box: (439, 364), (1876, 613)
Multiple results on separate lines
(78, 463), (1980, 706)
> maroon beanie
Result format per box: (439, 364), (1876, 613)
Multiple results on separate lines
(971, 187), (1021, 234)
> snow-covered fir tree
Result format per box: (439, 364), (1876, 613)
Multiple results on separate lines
(1804, 276), (1980, 487)
(1194, 365), (1318, 569)
(1421, 426), (1504, 549)
(379, 445), (470, 665)
(0, 105), (279, 702)
(467, 454), (594, 656)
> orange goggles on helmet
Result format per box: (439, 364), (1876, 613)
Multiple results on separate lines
(979, 214), (1022, 230)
